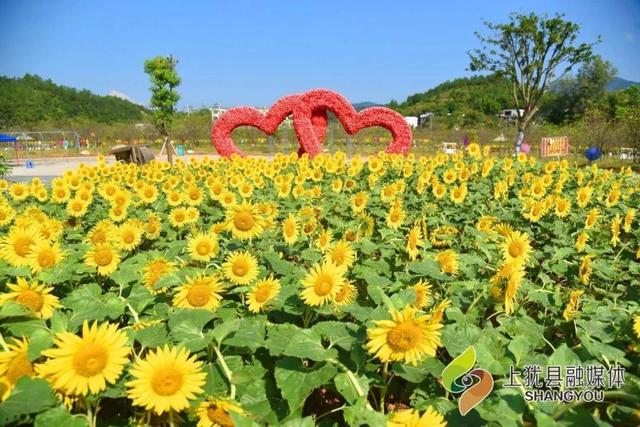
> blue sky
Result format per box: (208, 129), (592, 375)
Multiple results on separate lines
(1, 0), (638, 108)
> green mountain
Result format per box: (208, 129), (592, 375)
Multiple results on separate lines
(0, 74), (146, 129)
(390, 74), (513, 126)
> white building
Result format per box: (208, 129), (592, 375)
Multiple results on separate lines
(404, 116), (418, 128)
(499, 109), (524, 122)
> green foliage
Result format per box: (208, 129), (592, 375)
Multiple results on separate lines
(143, 56), (181, 138)
(0, 74), (144, 128)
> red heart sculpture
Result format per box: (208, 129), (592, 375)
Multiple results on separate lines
(211, 89), (412, 157)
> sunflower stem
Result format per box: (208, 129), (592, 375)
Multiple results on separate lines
(168, 409), (175, 427)
(379, 361), (390, 414)
(0, 331), (9, 351)
(126, 302), (140, 324)
(213, 345), (236, 400)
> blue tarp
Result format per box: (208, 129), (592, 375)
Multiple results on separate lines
(0, 133), (17, 143)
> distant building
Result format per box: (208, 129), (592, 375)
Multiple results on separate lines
(499, 109), (524, 122)
(210, 107), (292, 126)
(419, 112), (434, 127)
(404, 116), (418, 128)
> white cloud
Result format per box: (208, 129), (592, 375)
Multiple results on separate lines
(108, 90), (139, 104)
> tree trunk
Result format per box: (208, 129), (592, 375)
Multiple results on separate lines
(515, 128), (525, 155)
(165, 136), (173, 165)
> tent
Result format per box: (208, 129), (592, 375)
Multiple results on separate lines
(0, 133), (17, 143)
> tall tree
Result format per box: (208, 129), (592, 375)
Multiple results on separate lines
(144, 55), (181, 162)
(469, 12), (598, 152)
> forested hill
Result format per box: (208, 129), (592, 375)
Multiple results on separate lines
(389, 74), (512, 119)
(0, 74), (145, 128)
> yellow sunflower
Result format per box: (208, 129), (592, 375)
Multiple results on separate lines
(388, 406), (447, 427)
(196, 398), (245, 427)
(173, 275), (225, 311)
(366, 306), (442, 366)
(333, 281), (357, 306)
(27, 240), (65, 274)
(246, 276), (281, 313)
(0, 278), (61, 319)
(412, 280), (432, 309)
(282, 214), (299, 246)
(126, 345), (206, 414)
(222, 251), (259, 285)
(84, 243), (121, 276)
(325, 241), (355, 270)
(562, 290), (584, 321)
(187, 233), (219, 262)
(575, 232), (589, 253)
(0, 226), (43, 267)
(300, 261), (345, 306)
(168, 207), (189, 229)
(225, 202), (265, 240)
(633, 315), (640, 340)
(436, 250), (459, 275)
(579, 255), (593, 285)
(406, 225), (424, 261)
(501, 230), (531, 264)
(36, 321), (130, 396)
(142, 258), (175, 294)
(386, 204), (405, 230)
(87, 220), (117, 245)
(0, 338), (35, 393)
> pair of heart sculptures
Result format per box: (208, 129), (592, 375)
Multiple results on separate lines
(211, 89), (412, 157)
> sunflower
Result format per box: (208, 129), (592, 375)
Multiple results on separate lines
(196, 398), (245, 427)
(450, 184), (467, 204)
(633, 315), (640, 340)
(126, 345), (206, 415)
(36, 321), (130, 396)
(555, 197), (571, 218)
(173, 275), (225, 310)
(562, 290), (584, 321)
(388, 407), (447, 427)
(351, 192), (368, 214)
(366, 306), (442, 366)
(436, 250), (458, 275)
(168, 207), (189, 228)
(84, 243), (121, 276)
(86, 220), (117, 245)
(0, 227), (43, 267)
(0, 278), (61, 319)
(611, 215), (621, 247)
(66, 198), (89, 218)
(406, 225), (424, 261)
(501, 230), (531, 264)
(386, 204), (405, 230)
(412, 280), (432, 309)
(0, 338), (35, 392)
(0, 204), (16, 227)
(142, 258), (175, 294)
(282, 214), (299, 246)
(579, 255), (593, 285)
(325, 241), (356, 270)
(246, 276), (281, 313)
(225, 202), (265, 240)
(623, 209), (636, 233)
(115, 222), (143, 252)
(584, 208), (599, 229)
(187, 233), (219, 262)
(575, 232), (589, 253)
(300, 261), (345, 306)
(222, 251), (259, 285)
(26, 240), (64, 274)
(145, 213), (163, 240)
(333, 281), (357, 306)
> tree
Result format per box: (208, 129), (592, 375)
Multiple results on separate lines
(144, 55), (181, 162)
(469, 12), (598, 152)
(575, 56), (617, 113)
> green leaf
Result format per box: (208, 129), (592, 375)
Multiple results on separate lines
(343, 397), (387, 427)
(508, 336), (531, 366)
(34, 406), (89, 427)
(27, 328), (54, 361)
(168, 309), (215, 351)
(0, 301), (30, 318)
(313, 321), (361, 351)
(224, 318), (266, 350)
(0, 377), (57, 424)
(262, 252), (295, 275)
(393, 358), (445, 383)
(548, 344), (581, 367)
(334, 372), (370, 405)
(267, 324), (337, 361)
(63, 284), (126, 328)
(280, 417), (317, 427)
(134, 323), (168, 348)
(274, 357), (338, 414)
(409, 259), (451, 281)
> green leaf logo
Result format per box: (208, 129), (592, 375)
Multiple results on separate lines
(442, 346), (476, 393)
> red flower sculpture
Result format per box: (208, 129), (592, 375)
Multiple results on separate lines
(211, 88), (412, 157)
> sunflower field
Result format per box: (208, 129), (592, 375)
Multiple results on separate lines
(0, 146), (639, 427)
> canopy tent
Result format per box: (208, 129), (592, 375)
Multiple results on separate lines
(0, 133), (17, 143)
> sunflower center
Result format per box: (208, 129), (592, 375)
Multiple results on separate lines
(14, 236), (33, 257)
(151, 366), (184, 396)
(6, 352), (34, 384)
(94, 248), (113, 266)
(207, 405), (234, 426)
(186, 284), (212, 307)
(390, 212), (400, 222)
(314, 274), (334, 296)
(123, 231), (135, 244)
(16, 290), (44, 312)
(175, 212), (185, 222)
(232, 261), (248, 277)
(387, 322), (422, 351)
(37, 250), (56, 268)
(253, 285), (271, 303)
(234, 211), (255, 231)
(196, 241), (211, 255)
(508, 241), (523, 258)
(284, 223), (295, 236)
(72, 343), (108, 377)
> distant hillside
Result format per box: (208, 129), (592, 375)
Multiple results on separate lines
(605, 77), (639, 91)
(390, 74), (513, 125)
(0, 74), (146, 128)
(352, 101), (380, 111)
